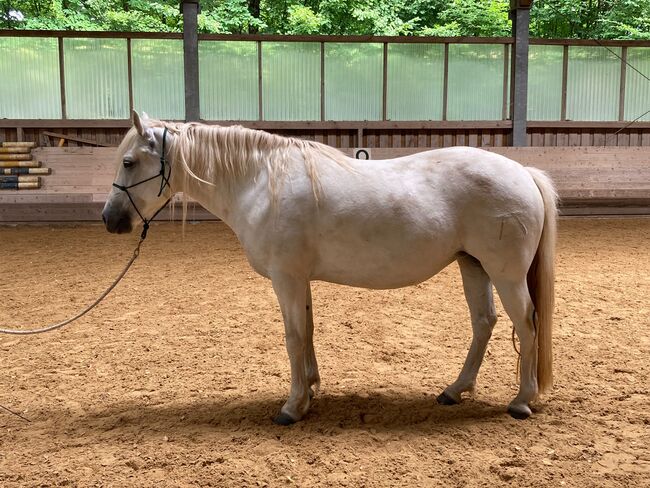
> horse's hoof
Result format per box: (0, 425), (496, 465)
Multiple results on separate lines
(436, 391), (459, 405)
(273, 412), (297, 426)
(507, 404), (532, 420)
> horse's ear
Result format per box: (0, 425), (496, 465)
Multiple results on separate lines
(132, 110), (147, 137)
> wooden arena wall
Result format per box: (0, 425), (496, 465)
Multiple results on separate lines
(2, 122), (650, 151)
(0, 146), (648, 222)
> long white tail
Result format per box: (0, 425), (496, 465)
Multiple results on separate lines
(526, 168), (558, 394)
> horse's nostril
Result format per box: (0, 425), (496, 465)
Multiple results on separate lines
(102, 213), (107, 225)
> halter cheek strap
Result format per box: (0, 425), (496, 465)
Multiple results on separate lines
(112, 127), (172, 240)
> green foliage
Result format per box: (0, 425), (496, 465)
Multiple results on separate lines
(2, 0), (650, 39)
(530, 0), (650, 39)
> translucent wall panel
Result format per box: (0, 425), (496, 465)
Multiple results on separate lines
(64, 38), (129, 119)
(200, 41), (258, 120)
(325, 43), (382, 121)
(0, 37), (61, 119)
(262, 42), (319, 121)
(131, 39), (184, 120)
(566, 46), (620, 121)
(447, 44), (505, 120)
(625, 48), (650, 122)
(527, 45), (563, 120)
(387, 43), (444, 120)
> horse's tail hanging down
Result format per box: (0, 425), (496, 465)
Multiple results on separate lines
(526, 167), (558, 395)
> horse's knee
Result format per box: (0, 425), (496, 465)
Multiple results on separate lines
(487, 312), (497, 329)
(473, 312), (497, 339)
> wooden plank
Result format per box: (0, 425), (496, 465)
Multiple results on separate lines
(417, 131), (428, 147)
(561, 45), (568, 121)
(0, 160), (40, 168)
(568, 130), (581, 146)
(379, 133), (390, 148)
(382, 42), (388, 121)
(619, 47), (627, 121)
(468, 132), (478, 147)
(127, 38), (134, 114)
(320, 42), (325, 121)
(593, 131), (606, 146)
(442, 43), (449, 121)
(0, 147), (31, 153)
(2, 142), (35, 148)
(43, 131), (111, 147)
(530, 38), (650, 48)
(543, 129), (555, 147)
(257, 40), (263, 121)
(58, 37), (66, 119)
(0, 119), (516, 130)
(528, 121), (650, 129)
(0, 153), (32, 161)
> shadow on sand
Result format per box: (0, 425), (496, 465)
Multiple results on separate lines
(40, 391), (515, 439)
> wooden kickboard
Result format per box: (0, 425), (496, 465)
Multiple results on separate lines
(1, 146), (649, 220)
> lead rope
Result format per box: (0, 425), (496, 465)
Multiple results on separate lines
(0, 129), (172, 335)
(0, 235), (146, 335)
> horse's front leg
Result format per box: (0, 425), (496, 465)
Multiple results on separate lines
(271, 273), (311, 425)
(305, 283), (321, 396)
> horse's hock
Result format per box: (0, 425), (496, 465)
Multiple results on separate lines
(0, 145), (648, 222)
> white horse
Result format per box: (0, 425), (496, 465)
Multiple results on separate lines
(103, 112), (557, 425)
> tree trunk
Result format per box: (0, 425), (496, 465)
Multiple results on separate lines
(247, 0), (260, 33)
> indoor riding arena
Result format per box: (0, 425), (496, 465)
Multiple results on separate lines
(1, 12), (650, 488)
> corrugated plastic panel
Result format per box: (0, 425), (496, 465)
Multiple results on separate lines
(0, 37), (61, 119)
(447, 44), (505, 120)
(387, 43), (444, 120)
(132, 39), (184, 120)
(625, 47), (650, 122)
(566, 46), (620, 121)
(64, 38), (129, 119)
(527, 45), (563, 120)
(262, 42), (320, 121)
(199, 41), (258, 120)
(324, 43), (382, 121)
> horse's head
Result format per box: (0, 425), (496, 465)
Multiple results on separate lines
(102, 111), (173, 234)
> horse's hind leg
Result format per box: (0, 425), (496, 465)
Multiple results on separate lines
(305, 283), (321, 396)
(438, 254), (497, 405)
(270, 273), (311, 425)
(492, 278), (538, 419)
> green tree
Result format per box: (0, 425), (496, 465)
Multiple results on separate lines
(2, 0), (650, 39)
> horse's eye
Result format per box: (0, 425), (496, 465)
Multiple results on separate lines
(123, 160), (135, 169)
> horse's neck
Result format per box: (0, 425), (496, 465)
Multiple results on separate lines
(170, 158), (269, 230)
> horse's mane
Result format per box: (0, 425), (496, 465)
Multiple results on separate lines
(134, 119), (350, 202)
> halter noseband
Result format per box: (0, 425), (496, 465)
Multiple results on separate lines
(112, 127), (172, 239)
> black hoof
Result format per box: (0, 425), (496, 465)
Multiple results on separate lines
(436, 391), (459, 406)
(507, 405), (531, 420)
(273, 412), (297, 426)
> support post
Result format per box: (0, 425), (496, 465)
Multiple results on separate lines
(181, 0), (200, 121)
(509, 0), (532, 146)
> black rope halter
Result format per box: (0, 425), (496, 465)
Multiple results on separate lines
(112, 127), (172, 240)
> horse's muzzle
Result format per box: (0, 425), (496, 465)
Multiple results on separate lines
(102, 209), (133, 234)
